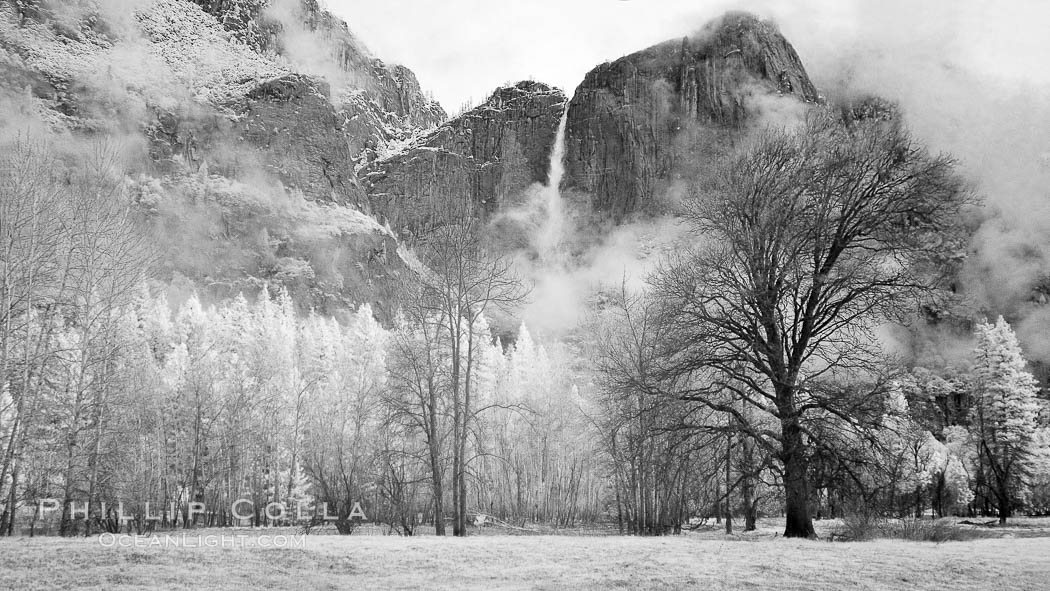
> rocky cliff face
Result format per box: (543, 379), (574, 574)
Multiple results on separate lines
(2, 4), (820, 319)
(146, 72), (371, 206)
(191, 0), (445, 149)
(127, 170), (411, 319)
(361, 81), (567, 240)
(237, 73), (362, 204)
(563, 12), (819, 220)
(0, 0), (442, 317)
(364, 12), (819, 232)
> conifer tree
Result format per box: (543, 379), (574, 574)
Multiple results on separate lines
(971, 317), (1040, 523)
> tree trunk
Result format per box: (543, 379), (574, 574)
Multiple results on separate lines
(429, 444), (445, 536)
(451, 449), (462, 536)
(725, 429), (733, 535)
(738, 405), (758, 532)
(998, 483), (1010, 525)
(714, 474), (721, 525)
(457, 329), (475, 537)
(60, 391), (84, 537)
(5, 462), (18, 536)
(742, 474), (757, 532)
(782, 419), (814, 538)
(85, 376), (109, 536)
(933, 472), (945, 518)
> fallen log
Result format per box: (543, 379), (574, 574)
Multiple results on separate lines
(958, 520), (999, 527)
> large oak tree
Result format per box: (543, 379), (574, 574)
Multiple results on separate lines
(653, 108), (971, 537)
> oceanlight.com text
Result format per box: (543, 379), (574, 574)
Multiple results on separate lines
(98, 533), (306, 549)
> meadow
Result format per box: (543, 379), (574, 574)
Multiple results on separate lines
(1, 519), (1049, 590)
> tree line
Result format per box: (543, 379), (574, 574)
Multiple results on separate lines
(2, 103), (1049, 540)
(0, 136), (603, 536)
(591, 108), (1050, 538)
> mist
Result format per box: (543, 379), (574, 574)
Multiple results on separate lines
(490, 124), (687, 339)
(759, 0), (1050, 365)
(12, 0), (1050, 361)
(264, 0), (362, 98)
(500, 0), (1050, 361)
(711, 0), (1050, 370)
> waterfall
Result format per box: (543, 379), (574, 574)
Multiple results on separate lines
(546, 106), (569, 190)
(536, 106), (570, 262)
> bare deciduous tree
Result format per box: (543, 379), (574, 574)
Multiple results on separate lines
(389, 218), (527, 535)
(0, 136), (151, 536)
(652, 110), (971, 537)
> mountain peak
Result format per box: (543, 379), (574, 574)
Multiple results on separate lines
(562, 11), (819, 219)
(688, 10), (818, 101)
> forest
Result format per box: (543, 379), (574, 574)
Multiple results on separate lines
(2, 102), (1049, 542)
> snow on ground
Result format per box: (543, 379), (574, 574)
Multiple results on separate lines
(2, 522), (1049, 590)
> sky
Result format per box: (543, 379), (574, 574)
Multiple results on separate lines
(327, 0), (1050, 114)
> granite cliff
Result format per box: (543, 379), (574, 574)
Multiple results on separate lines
(361, 81), (567, 240)
(363, 12), (821, 233)
(562, 12), (819, 220)
(0, 0), (443, 317)
(2, 4), (824, 320)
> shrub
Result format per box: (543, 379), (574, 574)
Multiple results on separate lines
(832, 516), (983, 542)
(884, 518), (982, 542)
(836, 503), (882, 541)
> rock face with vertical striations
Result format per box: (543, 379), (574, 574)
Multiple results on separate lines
(360, 81), (567, 240)
(235, 73), (362, 205)
(562, 11), (819, 220)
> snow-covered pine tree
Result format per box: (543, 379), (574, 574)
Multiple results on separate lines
(970, 316), (1040, 523)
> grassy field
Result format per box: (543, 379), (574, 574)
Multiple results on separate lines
(1, 520), (1049, 590)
